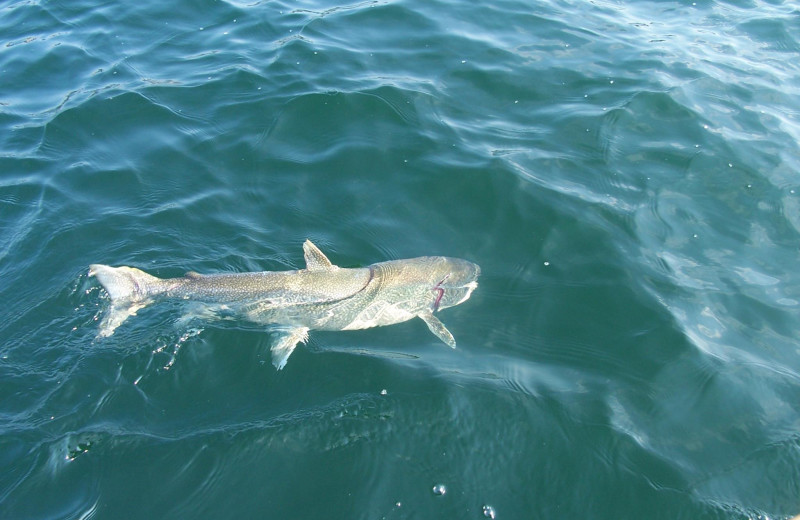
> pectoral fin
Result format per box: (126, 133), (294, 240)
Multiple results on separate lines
(270, 327), (309, 370)
(418, 311), (456, 348)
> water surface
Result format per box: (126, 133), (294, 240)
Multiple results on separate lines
(2, 0), (799, 518)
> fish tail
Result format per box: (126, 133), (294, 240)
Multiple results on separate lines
(88, 264), (163, 337)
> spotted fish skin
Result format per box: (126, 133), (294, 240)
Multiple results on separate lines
(90, 240), (480, 369)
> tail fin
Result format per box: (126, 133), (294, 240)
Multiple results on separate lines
(88, 264), (162, 337)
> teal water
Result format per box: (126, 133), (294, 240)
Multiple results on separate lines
(2, 0), (800, 518)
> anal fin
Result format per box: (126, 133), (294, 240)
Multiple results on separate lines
(418, 311), (456, 348)
(270, 327), (309, 370)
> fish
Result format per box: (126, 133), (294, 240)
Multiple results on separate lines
(89, 240), (480, 369)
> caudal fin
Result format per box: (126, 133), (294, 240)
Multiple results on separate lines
(88, 264), (162, 337)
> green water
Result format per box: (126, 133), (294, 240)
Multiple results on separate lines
(2, 0), (799, 518)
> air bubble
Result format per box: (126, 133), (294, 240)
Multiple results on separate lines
(432, 484), (446, 495)
(482, 505), (497, 518)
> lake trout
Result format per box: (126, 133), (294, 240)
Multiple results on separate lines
(89, 240), (480, 369)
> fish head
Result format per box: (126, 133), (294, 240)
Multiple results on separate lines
(376, 256), (480, 313)
(427, 257), (481, 311)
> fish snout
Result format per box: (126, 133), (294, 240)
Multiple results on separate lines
(445, 258), (480, 286)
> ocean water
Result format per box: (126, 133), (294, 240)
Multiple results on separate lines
(2, 0), (799, 518)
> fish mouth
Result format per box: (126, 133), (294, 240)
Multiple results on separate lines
(456, 280), (479, 305)
(446, 263), (480, 306)
(432, 279), (479, 312)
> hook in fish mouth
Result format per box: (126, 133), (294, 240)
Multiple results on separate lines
(431, 274), (451, 312)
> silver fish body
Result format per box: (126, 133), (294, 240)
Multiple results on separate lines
(89, 240), (480, 369)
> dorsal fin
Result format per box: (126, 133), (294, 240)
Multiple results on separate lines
(185, 271), (204, 279)
(303, 239), (337, 271)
